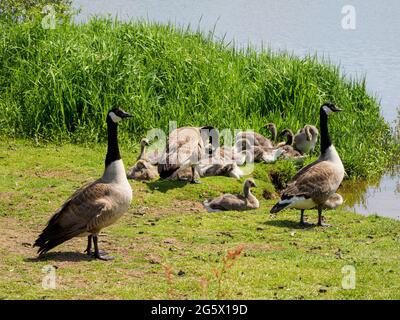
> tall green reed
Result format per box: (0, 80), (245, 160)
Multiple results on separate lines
(0, 17), (397, 177)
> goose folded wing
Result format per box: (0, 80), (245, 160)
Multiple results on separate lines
(48, 182), (114, 232)
(282, 162), (338, 200)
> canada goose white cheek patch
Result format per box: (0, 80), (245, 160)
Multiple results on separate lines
(109, 112), (122, 123)
(322, 105), (333, 114)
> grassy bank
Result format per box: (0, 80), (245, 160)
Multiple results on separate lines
(1, 140), (399, 299)
(0, 17), (398, 178)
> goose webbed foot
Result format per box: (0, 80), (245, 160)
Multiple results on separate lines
(317, 209), (331, 227)
(317, 222), (332, 227)
(94, 252), (114, 261)
(91, 235), (114, 261)
(85, 235), (109, 256)
(85, 249), (108, 256)
(299, 221), (315, 227)
(299, 210), (314, 227)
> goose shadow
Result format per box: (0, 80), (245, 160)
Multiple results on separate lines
(24, 251), (94, 263)
(146, 179), (191, 193)
(263, 219), (317, 229)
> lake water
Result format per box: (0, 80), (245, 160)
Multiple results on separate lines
(72, 0), (399, 219)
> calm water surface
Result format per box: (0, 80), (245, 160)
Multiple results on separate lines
(72, 0), (399, 219)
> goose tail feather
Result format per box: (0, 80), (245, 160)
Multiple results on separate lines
(34, 220), (84, 256)
(270, 201), (291, 214)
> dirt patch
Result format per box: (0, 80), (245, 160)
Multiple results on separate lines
(0, 217), (36, 255)
(0, 192), (16, 201)
(129, 199), (205, 217)
(244, 243), (284, 252)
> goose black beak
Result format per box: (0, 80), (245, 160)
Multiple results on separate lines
(332, 106), (343, 112)
(121, 111), (133, 118)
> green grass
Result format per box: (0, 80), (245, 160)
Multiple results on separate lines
(1, 139), (399, 300)
(0, 17), (398, 178)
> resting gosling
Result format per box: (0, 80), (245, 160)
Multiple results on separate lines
(127, 138), (159, 181)
(34, 108), (133, 260)
(270, 103), (344, 226)
(294, 125), (319, 154)
(278, 129), (305, 160)
(203, 179), (259, 212)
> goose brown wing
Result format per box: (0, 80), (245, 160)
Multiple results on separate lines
(282, 162), (338, 200)
(34, 181), (114, 255)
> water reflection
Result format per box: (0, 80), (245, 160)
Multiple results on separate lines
(339, 166), (400, 219)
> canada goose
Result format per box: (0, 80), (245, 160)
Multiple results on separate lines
(270, 103), (344, 226)
(203, 179), (259, 212)
(34, 108), (133, 260)
(158, 126), (213, 183)
(294, 125), (319, 154)
(127, 138), (159, 181)
(278, 129), (305, 160)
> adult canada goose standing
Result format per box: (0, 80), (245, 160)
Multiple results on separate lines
(127, 138), (159, 181)
(294, 125), (319, 154)
(270, 103), (344, 226)
(158, 126), (214, 183)
(203, 179), (259, 212)
(34, 108), (133, 260)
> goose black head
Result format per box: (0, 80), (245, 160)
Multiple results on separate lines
(107, 107), (132, 123)
(321, 103), (342, 115)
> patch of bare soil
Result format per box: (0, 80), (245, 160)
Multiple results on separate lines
(129, 199), (205, 217)
(0, 217), (36, 255)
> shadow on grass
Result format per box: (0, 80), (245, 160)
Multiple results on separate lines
(146, 179), (190, 193)
(263, 219), (316, 230)
(24, 251), (94, 263)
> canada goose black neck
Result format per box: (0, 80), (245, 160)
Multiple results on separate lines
(105, 117), (121, 167)
(320, 107), (332, 154)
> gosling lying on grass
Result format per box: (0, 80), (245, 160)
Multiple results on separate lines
(203, 179), (259, 212)
(127, 138), (159, 181)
